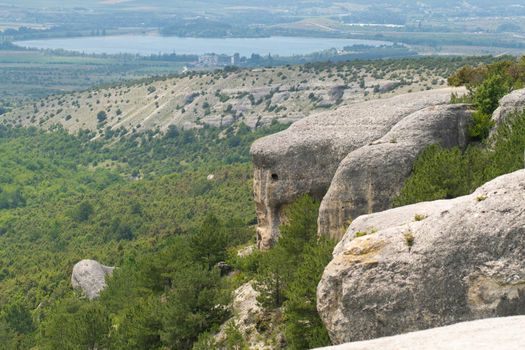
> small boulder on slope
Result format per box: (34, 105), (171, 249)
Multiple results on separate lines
(492, 88), (525, 127)
(71, 259), (114, 300)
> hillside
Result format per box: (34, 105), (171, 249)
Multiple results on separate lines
(0, 56), (524, 349)
(1, 57), (499, 138)
(0, 122), (290, 348)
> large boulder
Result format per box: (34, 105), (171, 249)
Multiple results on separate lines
(492, 88), (525, 126)
(314, 316), (525, 350)
(317, 170), (525, 344)
(318, 104), (472, 239)
(71, 260), (115, 300)
(251, 88), (463, 248)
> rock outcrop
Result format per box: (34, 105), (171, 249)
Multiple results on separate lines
(317, 170), (525, 344)
(251, 88), (465, 248)
(71, 260), (115, 300)
(314, 316), (525, 350)
(215, 283), (271, 349)
(318, 104), (471, 239)
(492, 88), (525, 126)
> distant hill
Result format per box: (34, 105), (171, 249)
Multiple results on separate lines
(2, 58), (460, 139)
(9, 0), (524, 11)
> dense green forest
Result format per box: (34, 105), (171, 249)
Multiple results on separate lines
(0, 120), (335, 349)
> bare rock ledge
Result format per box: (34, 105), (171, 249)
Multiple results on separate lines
(314, 316), (525, 350)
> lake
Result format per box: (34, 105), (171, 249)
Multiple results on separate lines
(14, 35), (392, 57)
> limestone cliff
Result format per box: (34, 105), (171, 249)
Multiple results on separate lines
(251, 88), (466, 248)
(318, 104), (471, 240)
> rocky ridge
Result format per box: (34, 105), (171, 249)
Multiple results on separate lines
(2, 63), (445, 139)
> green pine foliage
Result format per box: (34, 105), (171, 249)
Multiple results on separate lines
(0, 119), (333, 350)
(395, 110), (525, 206)
(448, 58), (525, 140)
(283, 239), (333, 349)
(397, 59), (525, 206)
(0, 122), (288, 348)
(239, 195), (335, 349)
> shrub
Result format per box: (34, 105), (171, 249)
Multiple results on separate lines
(468, 111), (494, 140)
(472, 74), (511, 116)
(97, 111), (107, 122)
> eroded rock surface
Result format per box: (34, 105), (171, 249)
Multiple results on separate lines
(314, 316), (525, 350)
(71, 259), (115, 300)
(251, 88), (463, 248)
(317, 170), (525, 344)
(492, 88), (525, 126)
(318, 104), (472, 239)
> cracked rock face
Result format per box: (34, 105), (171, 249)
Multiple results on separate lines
(318, 104), (472, 240)
(251, 88), (464, 249)
(317, 170), (525, 345)
(71, 260), (114, 300)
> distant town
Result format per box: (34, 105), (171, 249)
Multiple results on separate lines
(196, 52), (242, 67)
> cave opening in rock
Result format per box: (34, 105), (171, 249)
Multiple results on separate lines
(271, 173), (279, 181)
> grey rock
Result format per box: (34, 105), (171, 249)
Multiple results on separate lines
(71, 260), (114, 300)
(377, 81), (402, 93)
(216, 261), (234, 276)
(314, 316), (525, 350)
(332, 198), (454, 257)
(215, 283), (271, 349)
(317, 170), (525, 344)
(329, 85), (347, 102)
(251, 88), (464, 249)
(492, 88), (525, 126)
(318, 104), (472, 240)
(184, 92), (200, 104)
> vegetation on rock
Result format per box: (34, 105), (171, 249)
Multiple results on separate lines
(397, 59), (525, 206)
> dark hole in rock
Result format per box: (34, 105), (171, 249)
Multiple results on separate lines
(271, 174), (279, 181)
